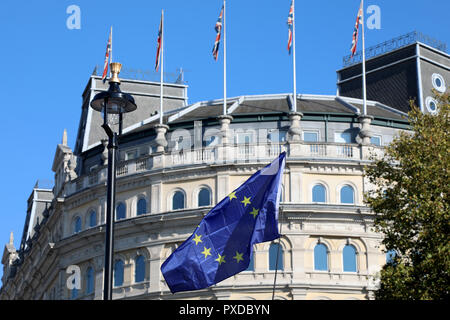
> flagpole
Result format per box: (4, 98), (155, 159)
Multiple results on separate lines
(160, 10), (164, 125)
(223, 0), (227, 116)
(361, 0), (367, 115)
(272, 206), (283, 300)
(110, 26), (113, 64)
(292, 0), (297, 112)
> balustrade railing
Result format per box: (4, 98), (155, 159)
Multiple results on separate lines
(67, 142), (382, 196)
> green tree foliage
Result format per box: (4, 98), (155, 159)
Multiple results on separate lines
(365, 92), (450, 300)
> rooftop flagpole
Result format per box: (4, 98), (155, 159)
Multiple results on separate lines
(292, 0), (297, 112)
(223, 0), (227, 116)
(271, 206), (284, 300)
(361, 0), (367, 115)
(110, 26), (113, 64)
(160, 10), (164, 124)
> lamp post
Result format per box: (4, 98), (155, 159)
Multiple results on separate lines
(90, 62), (137, 300)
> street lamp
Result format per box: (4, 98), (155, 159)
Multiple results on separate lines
(90, 62), (137, 300)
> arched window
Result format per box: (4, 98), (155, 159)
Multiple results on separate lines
(114, 259), (124, 287)
(343, 244), (357, 272)
(312, 184), (326, 203)
(73, 217), (82, 234)
(246, 250), (255, 271)
(269, 243), (283, 271)
(314, 243), (328, 271)
(86, 267), (94, 294)
(135, 255), (146, 283)
(340, 185), (355, 204)
(172, 190), (185, 210)
(116, 202), (126, 220)
(137, 198), (147, 216)
(88, 210), (97, 228)
(198, 188), (211, 207)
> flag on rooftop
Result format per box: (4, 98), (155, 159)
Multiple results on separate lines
(287, 1), (294, 54)
(101, 27), (112, 83)
(350, 0), (364, 57)
(161, 152), (286, 294)
(212, 5), (224, 61)
(155, 12), (163, 71)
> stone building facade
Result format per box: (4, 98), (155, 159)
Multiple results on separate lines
(1, 34), (448, 300)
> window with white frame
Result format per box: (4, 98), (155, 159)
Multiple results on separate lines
(432, 73), (446, 93)
(172, 190), (186, 210)
(370, 135), (382, 146)
(116, 202), (126, 220)
(312, 184), (326, 203)
(125, 150), (138, 160)
(198, 187), (211, 207)
(334, 132), (352, 143)
(134, 255), (146, 283)
(303, 131), (319, 142)
(137, 198), (147, 216)
(343, 244), (357, 272)
(314, 243), (328, 271)
(269, 242), (283, 271)
(73, 217), (82, 234)
(340, 185), (355, 204)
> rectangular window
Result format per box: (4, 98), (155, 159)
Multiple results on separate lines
(268, 130), (287, 142)
(370, 135), (382, 146)
(334, 132), (352, 143)
(125, 150), (137, 160)
(303, 131), (319, 142)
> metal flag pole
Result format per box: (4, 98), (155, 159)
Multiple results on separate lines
(109, 26), (113, 78)
(160, 10), (164, 124)
(361, 0), (367, 115)
(292, 0), (297, 112)
(272, 205), (284, 300)
(223, 0), (227, 116)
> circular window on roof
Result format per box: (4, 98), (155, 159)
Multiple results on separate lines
(425, 96), (439, 114)
(431, 73), (446, 93)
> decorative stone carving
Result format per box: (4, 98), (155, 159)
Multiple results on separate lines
(154, 124), (169, 153)
(358, 115), (374, 145)
(288, 112), (303, 142)
(217, 115), (233, 145)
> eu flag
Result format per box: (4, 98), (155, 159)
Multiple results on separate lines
(161, 152), (286, 293)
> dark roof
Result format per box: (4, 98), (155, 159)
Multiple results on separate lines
(124, 93), (409, 135)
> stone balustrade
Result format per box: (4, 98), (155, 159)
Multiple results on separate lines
(68, 142), (384, 196)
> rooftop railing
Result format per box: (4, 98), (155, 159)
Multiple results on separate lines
(342, 31), (447, 67)
(67, 142), (384, 197)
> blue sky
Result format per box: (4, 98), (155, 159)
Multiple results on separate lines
(0, 0), (449, 282)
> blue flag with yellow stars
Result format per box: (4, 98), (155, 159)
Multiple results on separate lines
(161, 152), (286, 293)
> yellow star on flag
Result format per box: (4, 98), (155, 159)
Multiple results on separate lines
(233, 251), (244, 263)
(241, 196), (251, 207)
(228, 191), (237, 201)
(215, 254), (226, 265)
(192, 234), (202, 245)
(249, 207), (259, 218)
(201, 247), (211, 259)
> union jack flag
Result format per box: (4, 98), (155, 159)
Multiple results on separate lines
(212, 5), (224, 61)
(350, 0), (363, 57)
(287, 1), (294, 54)
(102, 27), (112, 83)
(155, 12), (163, 72)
